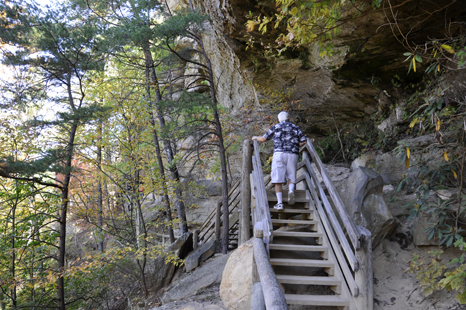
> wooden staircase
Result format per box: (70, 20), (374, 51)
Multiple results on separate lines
(195, 139), (372, 309)
(243, 139), (373, 310)
(267, 189), (350, 309)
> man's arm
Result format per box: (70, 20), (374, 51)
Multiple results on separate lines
(252, 136), (266, 142)
(299, 140), (307, 147)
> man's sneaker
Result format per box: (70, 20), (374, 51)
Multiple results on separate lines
(274, 203), (284, 211)
(288, 191), (295, 205)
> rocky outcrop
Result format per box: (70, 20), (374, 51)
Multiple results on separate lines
(184, 239), (218, 272)
(219, 240), (253, 310)
(166, 0), (466, 134)
(338, 167), (395, 247)
(351, 151), (407, 185)
(149, 232), (194, 292)
(161, 253), (230, 304)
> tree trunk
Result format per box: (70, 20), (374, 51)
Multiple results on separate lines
(57, 78), (80, 310)
(143, 43), (188, 234)
(57, 120), (78, 310)
(198, 36), (230, 253)
(97, 119), (104, 252)
(142, 47), (176, 243)
(11, 183), (17, 309)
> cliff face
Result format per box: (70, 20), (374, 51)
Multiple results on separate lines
(167, 0), (466, 134)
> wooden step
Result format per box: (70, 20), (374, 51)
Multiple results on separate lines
(272, 219), (317, 225)
(269, 244), (327, 253)
(270, 258), (334, 269)
(272, 231), (322, 238)
(269, 208), (313, 214)
(284, 294), (349, 306)
(276, 275), (341, 286)
(267, 190), (309, 203)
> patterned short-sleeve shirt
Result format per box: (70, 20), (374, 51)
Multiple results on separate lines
(263, 121), (306, 154)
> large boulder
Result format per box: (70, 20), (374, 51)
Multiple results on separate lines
(338, 167), (395, 247)
(161, 253), (230, 304)
(219, 240), (254, 310)
(351, 152), (407, 185)
(148, 232), (194, 293)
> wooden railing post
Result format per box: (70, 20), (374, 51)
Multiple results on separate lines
(240, 139), (253, 245)
(215, 201), (222, 241)
(355, 226), (373, 310)
(193, 229), (199, 250)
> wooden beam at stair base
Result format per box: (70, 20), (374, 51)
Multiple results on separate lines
(269, 208), (313, 214)
(272, 231), (322, 244)
(253, 238), (288, 310)
(276, 275), (341, 288)
(284, 294), (349, 307)
(268, 244), (328, 256)
(271, 219), (317, 225)
(270, 258), (335, 275)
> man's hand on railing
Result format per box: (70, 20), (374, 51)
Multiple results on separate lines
(251, 136), (266, 142)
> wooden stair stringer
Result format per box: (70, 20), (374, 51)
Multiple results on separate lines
(312, 196), (354, 310)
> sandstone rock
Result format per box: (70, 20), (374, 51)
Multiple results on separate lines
(310, 162), (350, 187)
(149, 232), (193, 293)
(198, 179), (222, 196)
(184, 239), (219, 272)
(351, 152), (407, 185)
(161, 253), (230, 304)
(220, 240), (253, 310)
(377, 106), (404, 132)
(200, 22), (258, 111)
(338, 167), (395, 247)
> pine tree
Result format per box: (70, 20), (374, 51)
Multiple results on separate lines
(0, 2), (107, 308)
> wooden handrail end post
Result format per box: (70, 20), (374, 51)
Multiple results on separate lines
(251, 282), (266, 310)
(354, 225), (373, 310)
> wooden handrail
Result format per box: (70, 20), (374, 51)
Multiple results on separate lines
(198, 178), (241, 233)
(305, 139), (361, 250)
(252, 140), (273, 245)
(253, 238), (288, 310)
(304, 159), (359, 272)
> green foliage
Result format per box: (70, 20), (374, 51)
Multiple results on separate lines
(316, 122), (397, 163)
(245, 0), (380, 55)
(410, 238), (466, 304)
(154, 9), (210, 40)
(394, 82), (466, 248)
(402, 36), (466, 74)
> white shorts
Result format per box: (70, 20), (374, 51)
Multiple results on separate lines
(271, 152), (299, 184)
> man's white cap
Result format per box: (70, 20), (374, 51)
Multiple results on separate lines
(278, 111), (289, 122)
